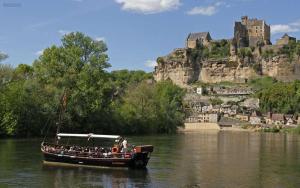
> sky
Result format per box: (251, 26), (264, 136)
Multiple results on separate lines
(0, 0), (300, 72)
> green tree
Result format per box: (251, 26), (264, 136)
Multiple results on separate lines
(33, 32), (113, 133)
(118, 81), (185, 134)
(154, 81), (185, 133)
(256, 80), (300, 113)
(209, 40), (230, 59)
(209, 98), (223, 105)
(0, 63), (46, 137)
(111, 69), (152, 96)
(238, 47), (253, 58)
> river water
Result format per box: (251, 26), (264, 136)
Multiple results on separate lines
(1, 131), (300, 188)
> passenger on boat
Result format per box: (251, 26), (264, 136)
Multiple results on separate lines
(121, 138), (128, 152)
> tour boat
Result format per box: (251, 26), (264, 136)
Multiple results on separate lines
(41, 133), (154, 169)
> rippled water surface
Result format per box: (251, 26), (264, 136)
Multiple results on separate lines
(1, 131), (300, 187)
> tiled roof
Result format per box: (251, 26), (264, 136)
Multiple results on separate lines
(187, 32), (210, 40)
(272, 113), (285, 121)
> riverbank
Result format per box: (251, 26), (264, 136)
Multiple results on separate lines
(179, 123), (300, 134)
(179, 122), (254, 132)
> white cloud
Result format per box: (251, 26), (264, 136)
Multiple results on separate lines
(95, 37), (105, 41)
(187, 2), (224, 16)
(271, 19), (300, 35)
(58, 30), (71, 36)
(187, 6), (217, 16)
(290, 20), (300, 27)
(271, 24), (299, 34)
(115, 0), (181, 14)
(145, 60), (157, 67)
(35, 50), (44, 56)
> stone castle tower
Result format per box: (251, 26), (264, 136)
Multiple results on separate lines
(234, 16), (271, 48)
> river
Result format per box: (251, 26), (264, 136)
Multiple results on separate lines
(1, 131), (300, 187)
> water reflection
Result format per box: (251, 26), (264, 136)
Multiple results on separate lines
(1, 132), (300, 187)
(42, 165), (150, 188)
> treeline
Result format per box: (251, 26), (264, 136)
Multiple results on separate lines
(0, 32), (185, 137)
(252, 77), (300, 114)
(262, 40), (300, 61)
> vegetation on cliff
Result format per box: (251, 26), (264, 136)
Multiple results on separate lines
(279, 40), (300, 61)
(0, 32), (185, 137)
(187, 40), (230, 61)
(261, 40), (300, 62)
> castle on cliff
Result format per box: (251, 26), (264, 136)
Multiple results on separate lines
(186, 16), (272, 49)
(154, 16), (300, 87)
(234, 16), (271, 47)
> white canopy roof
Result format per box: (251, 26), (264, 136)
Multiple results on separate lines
(57, 133), (121, 139)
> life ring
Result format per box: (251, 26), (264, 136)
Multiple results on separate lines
(112, 147), (119, 153)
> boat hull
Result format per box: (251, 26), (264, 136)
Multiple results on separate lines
(42, 151), (150, 169)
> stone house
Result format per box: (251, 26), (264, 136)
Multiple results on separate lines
(285, 114), (296, 125)
(202, 104), (213, 113)
(186, 113), (219, 123)
(220, 105), (231, 114)
(266, 113), (285, 125)
(196, 87), (203, 95)
(212, 105), (221, 113)
(186, 32), (212, 48)
(212, 86), (253, 96)
(235, 114), (250, 122)
(276, 33), (296, 46)
(249, 110), (262, 125)
(234, 16), (271, 47)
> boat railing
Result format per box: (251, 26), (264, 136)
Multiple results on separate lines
(41, 142), (132, 159)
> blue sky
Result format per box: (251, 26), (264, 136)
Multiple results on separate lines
(0, 0), (300, 72)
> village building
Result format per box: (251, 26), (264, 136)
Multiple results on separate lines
(201, 104), (213, 113)
(196, 87), (203, 95)
(234, 16), (271, 48)
(266, 113), (285, 125)
(211, 86), (253, 96)
(220, 104), (238, 116)
(186, 113), (220, 123)
(186, 32), (212, 48)
(276, 33), (296, 46)
(211, 105), (221, 113)
(235, 114), (250, 122)
(284, 114), (296, 126)
(249, 110), (262, 125)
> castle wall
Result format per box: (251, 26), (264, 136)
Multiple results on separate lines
(234, 22), (248, 48)
(187, 40), (197, 48)
(234, 17), (271, 47)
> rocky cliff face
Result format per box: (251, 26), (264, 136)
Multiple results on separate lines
(261, 55), (300, 81)
(199, 59), (258, 83)
(154, 48), (199, 87)
(153, 48), (300, 87)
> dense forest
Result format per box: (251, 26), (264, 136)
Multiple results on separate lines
(0, 32), (185, 137)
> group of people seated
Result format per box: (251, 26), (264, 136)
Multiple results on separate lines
(42, 138), (131, 158)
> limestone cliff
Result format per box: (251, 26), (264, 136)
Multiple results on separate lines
(199, 59), (258, 83)
(154, 48), (300, 87)
(154, 48), (199, 87)
(261, 55), (300, 81)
